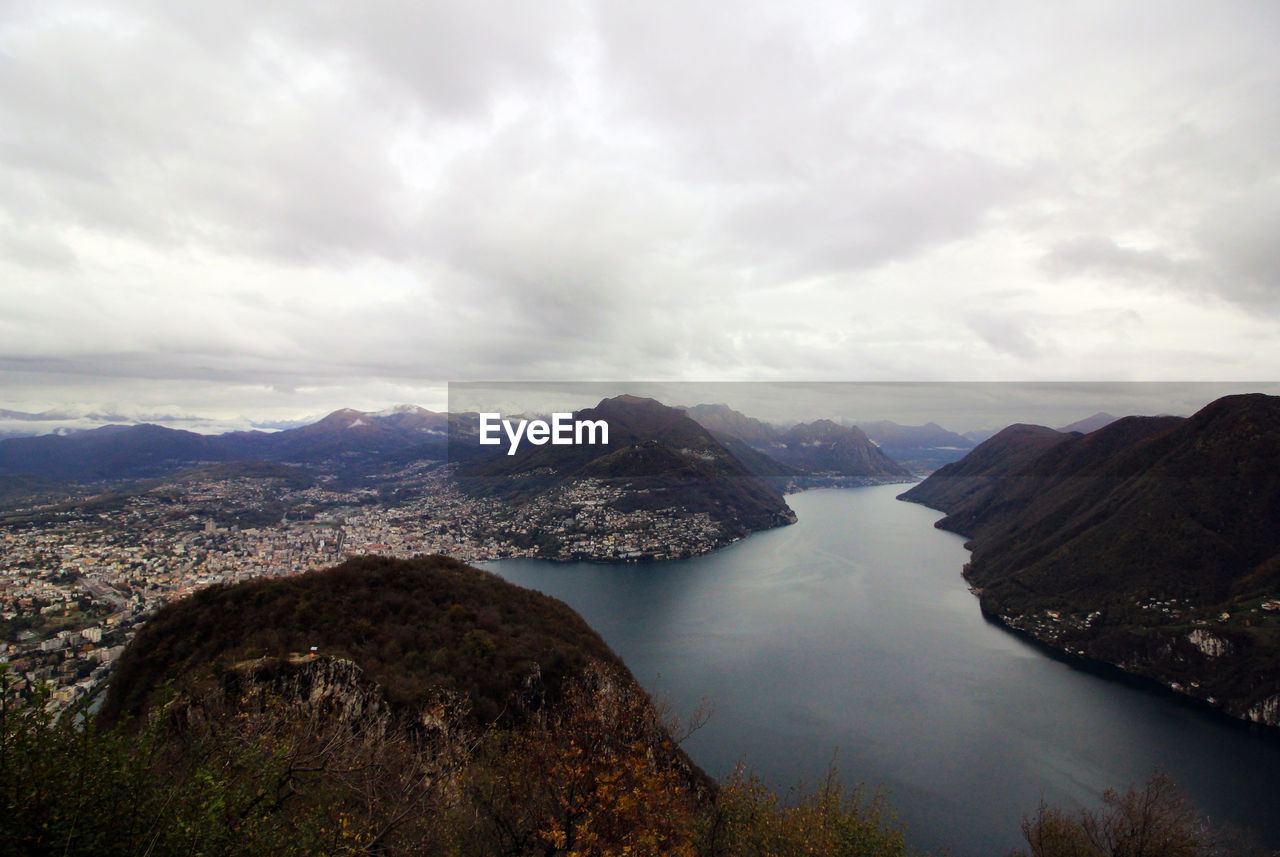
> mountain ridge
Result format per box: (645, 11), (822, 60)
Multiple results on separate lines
(681, 402), (914, 484)
(453, 395), (797, 555)
(900, 393), (1280, 727)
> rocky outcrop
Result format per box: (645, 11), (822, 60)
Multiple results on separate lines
(1245, 694), (1280, 727)
(173, 655), (404, 746)
(1186, 629), (1233, 659)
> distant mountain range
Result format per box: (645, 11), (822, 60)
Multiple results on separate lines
(1056, 411), (1119, 433)
(0, 396), (1142, 565)
(856, 419), (975, 474)
(0, 397), (925, 490)
(0, 405), (456, 483)
(900, 393), (1280, 728)
(0, 397), (1117, 483)
(680, 403), (913, 483)
(0, 396), (804, 556)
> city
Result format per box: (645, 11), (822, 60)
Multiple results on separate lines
(1, 463), (734, 710)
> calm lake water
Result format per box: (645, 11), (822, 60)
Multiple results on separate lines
(482, 485), (1280, 856)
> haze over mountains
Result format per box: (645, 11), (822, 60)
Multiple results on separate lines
(0, 395), (964, 488)
(1056, 412), (1119, 434)
(0, 393), (1166, 543)
(0, 394), (914, 559)
(0, 394), (976, 562)
(0, 405), (455, 484)
(679, 402), (912, 483)
(901, 393), (1280, 727)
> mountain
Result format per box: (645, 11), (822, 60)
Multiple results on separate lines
(681, 403), (803, 479)
(897, 423), (1075, 526)
(682, 403), (914, 485)
(93, 554), (714, 855)
(0, 474), (61, 508)
(11, 552), (920, 856)
(681, 403), (782, 447)
(0, 406), (455, 483)
(901, 394), (1280, 727)
(772, 419), (913, 480)
(103, 554), (634, 725)
(455, 395), (796, 550)
(225, 404), (455, 468)
(963, 428), (998, 445)
(858, 420), (970, 450)
(857, 419), (975, 475)
(0, 398), (912, 491)
(0, 423), (234, 482)
(1056, 411), (1119, 434)
(0, 398), (796, 560)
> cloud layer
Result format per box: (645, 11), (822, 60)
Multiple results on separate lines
(2, 0), (1278, 421)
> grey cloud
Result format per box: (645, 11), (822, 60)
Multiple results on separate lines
(291, 0), (581, 114)
(728, 149), (1032, 278)
(1042, 236), (1182, 281)
(965, 313), (1044, 360)
(1196, 187), (1280, 310)
(0, 4), (490, 264)
(123, 0), (582, 115)
(3, 1), (1280, 421)
(0, 224), (79, 271)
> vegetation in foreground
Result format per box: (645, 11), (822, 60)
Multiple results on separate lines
(4, 677), (1265, 856)
(3, 665), (921, 857)
(1012, 770), (1273, 857)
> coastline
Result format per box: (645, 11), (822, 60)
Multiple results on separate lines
(967, 582), (1280, 733)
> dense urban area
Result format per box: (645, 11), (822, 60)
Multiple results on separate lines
(1, 464), (730, 710)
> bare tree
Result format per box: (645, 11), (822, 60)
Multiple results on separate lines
(1014, 771), (1228, 857)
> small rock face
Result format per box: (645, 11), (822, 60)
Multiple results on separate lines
(1186, 629), (1233, 659)
(1246, 694), (1280, 728)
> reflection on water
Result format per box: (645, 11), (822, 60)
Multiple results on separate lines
(482, 485), (1280, 856)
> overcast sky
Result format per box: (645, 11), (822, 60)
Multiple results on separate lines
(2, 1), (1278, 430)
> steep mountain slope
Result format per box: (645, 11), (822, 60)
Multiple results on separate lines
(901, 394), (1280, 726)
(454, 395), (796, 544)
(898, 423), (1073, 519)
(774, 419), (912, 478)
(12, 553), (921, 856)
(224, 404), (456, 469)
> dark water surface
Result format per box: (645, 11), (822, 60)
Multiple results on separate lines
(482, 485), (1280, 855)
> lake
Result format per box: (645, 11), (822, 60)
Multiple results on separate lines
(482, 485), (1280, 855)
